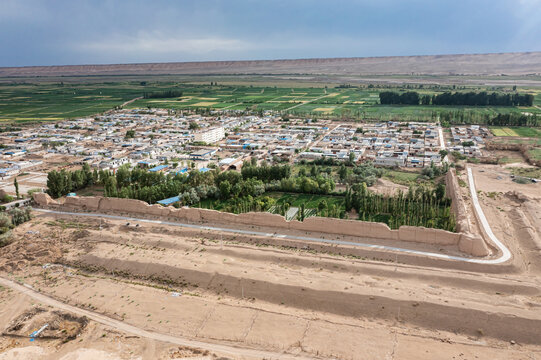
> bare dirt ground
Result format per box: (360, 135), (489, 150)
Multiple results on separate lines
(1, 52), (540, 78)
(0, 288), (219, 359)
(371, 178), (409, 196)
(2, 187), (541, 359)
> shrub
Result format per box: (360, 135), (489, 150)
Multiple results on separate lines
(0, 213), (12, 230)
(0, 231), (12, 247)
(10, 207), (31, 226)
(27, 188), (42, 197)
(1, 194), (14, 203)
(513, 177), (531, 184)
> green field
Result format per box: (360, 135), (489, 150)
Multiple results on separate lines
(490, 126), (541, 138)
(0, 82), (151, 123)
(1, 80), (540, 124)
(382, 170), (420, 186)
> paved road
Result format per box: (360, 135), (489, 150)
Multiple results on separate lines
(33, 173), (511, 265)
(467, 167), (512, 263)
(438, 126), (449, 163)
(0, 277), (311, 360)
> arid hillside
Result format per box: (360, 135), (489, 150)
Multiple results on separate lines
(2, 52), (541, 77)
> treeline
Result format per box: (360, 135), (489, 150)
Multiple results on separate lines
(486, 113), (540, 127)
(143, 90), (183, 99)
(379, 91), (534, 106)
(432, 91), (533, 106)
(439, 111), (540, 127)
(241, 162), (291, 181)
(345, 182), (455, 231)
(379, 91), (421, 105)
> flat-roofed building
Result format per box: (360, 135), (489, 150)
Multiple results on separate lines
(194, 127), (225, 144)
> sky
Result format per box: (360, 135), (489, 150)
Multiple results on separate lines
(1, 0), (541, 67)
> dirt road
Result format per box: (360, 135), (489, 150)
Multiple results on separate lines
(121, 96), (143, 108)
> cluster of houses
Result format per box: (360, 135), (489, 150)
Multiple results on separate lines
(447, 125), (490, 157)
(0, 109), (489, 186)
(0, 109), (253, 177)
(298, 122), (447, 167)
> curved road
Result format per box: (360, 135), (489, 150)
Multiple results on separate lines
(0, 277), (312, 360)
(32, 168), (510, 265)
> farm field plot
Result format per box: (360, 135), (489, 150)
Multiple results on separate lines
(490, 126), (541, 137)
(491, 137), (541, 146)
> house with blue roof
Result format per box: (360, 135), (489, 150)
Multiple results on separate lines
(149, 164), (169, 173)
(157, 196), (180, 206)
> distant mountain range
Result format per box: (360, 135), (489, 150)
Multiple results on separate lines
(1, 52), (541, 77)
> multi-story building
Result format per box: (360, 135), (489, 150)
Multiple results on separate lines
(194, 127), (225, 144)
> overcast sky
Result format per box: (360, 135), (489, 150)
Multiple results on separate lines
(1, 0), (541, 67)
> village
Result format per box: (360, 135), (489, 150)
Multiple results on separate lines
(0, 108), (492, 195)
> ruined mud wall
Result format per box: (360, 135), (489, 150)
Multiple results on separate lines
(33, 193), (486, 255)
(446, 169), (470, 234)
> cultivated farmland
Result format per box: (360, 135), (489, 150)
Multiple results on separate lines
(1, 81), (541, 124)
(491, 126), (541, 137)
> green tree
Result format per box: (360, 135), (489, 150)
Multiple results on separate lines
(116, 165), (131, 189)
(439, 149), (448, 160)
(104, 177), (118, 197)
(13, 177), (19, 199)
(219, 180), (231, 199)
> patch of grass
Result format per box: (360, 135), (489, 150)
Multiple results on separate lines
(382, 170), (420, 186)
(508, 167), (541, 179)
(498, 156), (522, 164)
(527, 148), (541, 161)
(513, 177), (532, 184)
